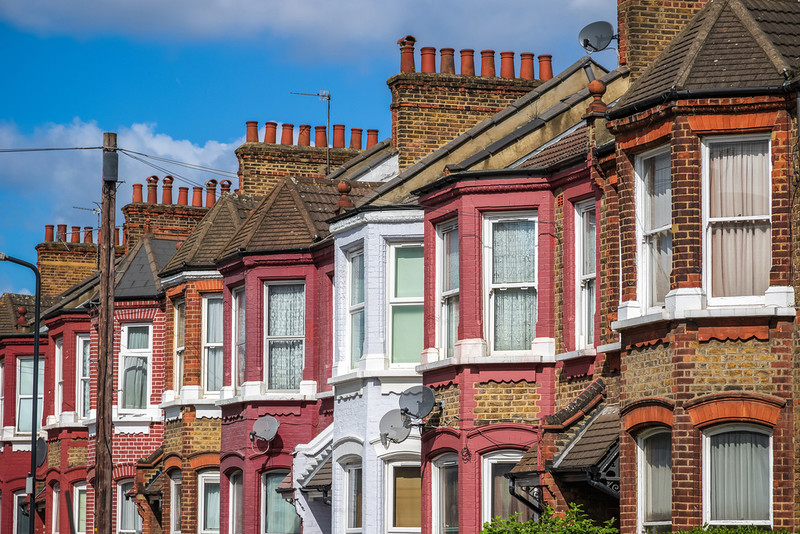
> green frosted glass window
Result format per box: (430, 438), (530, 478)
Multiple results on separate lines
(390, 245), (424, 364)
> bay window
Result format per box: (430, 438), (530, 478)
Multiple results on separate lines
(16, 356), (44, 433)
(264, 283), (305, 390)
(438, 223), (459, 359)
(76, 335), (91, 419)
(203, 295), (223, 393)
(432, 454), (458, 534)
(576, 202), (596, 348)
(232, 288), (245, 391)
(118, 480), (141, 534)
(174, 301), (185, 391)
(262, 470), (300, 534)
(638, 429), (671, 533)
(345, 464), (363, 533)
(484, 213), (537, 353)
(703, 136), (771, 303)
(481, 451), (533, 524)
(348, 250), (365, 368)
(198, 472), (220, 534)
(120, 324), (151, 411)
(703, 425), (771, 527)
(636, 147), (672, 312)
(386, 462), (421, 531)
(388, 244), (424, 364)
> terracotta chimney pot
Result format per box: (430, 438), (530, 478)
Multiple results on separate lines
(192, 187), (203, 207)
(480, 50), (496, 77)
(281, 123), (294, 145)
(398, 35), (417, 73)
(71, 226), (80, 243)
(162, 176), (174, 204)
(146, 175), (159, 203)
(500, 51), (515, 79)
(84, 227), (93, 244)
(206, 179), (218, 208)
(350, 128), (363, 149)
(366, 129), (379, 149)
(132, 183), (144, 203)
(440, 48), (455, 74)
(315, 126), (328, 148)
(264, 121), (277, 144)
(520, 53), (535, 80)
(460, 49), (475, 75)
(538, 54), (553, 81)
(220, 180), (232, 194)
(245, 121), (259, 143)
(298, 124), (311, 146)
(420, 47), (436, 73)
(57, 224), (67, 242)
(45, 224), (54, 242)
(177, 187), (189, 206)
(333, 124), (346, 148)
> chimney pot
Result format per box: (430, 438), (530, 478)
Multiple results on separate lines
(460, 49), (475, 76)
(538, 54), (553, 81)
(177, 187), (189, 206)
(333, 124), (346, 148)
(440, 48), (455, 74)
(146, 175), (159, 203)
(366, 129), (379, 149)
(57, 224), (67, 242)
(520, 53), (535, 80)
(315, 126), (328, 148)
(84, 227), (93, 244)
(500, 51), (515, 79)
(420, 46), (436, 73)
(398, 35), (417, 73)
(350, 128), (363, 149)
(281, 123), (295, 145)
(45, 224), (54, 242)
(132, 183), (144, 203)
(264, 121), (278, 144)
(192, 187), (203, 207)
(245, 121), (259, 143)
(480, 50), (496, 77)
(298, 124), (311, 146)
(162, 176), (174, 204)
(71, 226), (80, 243)
(220, 180), (232, 194)
(206, 179), (218, 208)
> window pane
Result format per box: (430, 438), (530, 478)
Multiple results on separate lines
(395, 247), (424, 298)
(348, 468), (362, 529)
(490, 462), (532, 522)
(176, 303), (185, 347)
(644, 152), (671, 230)
(203, 481), (220, 531)
(122, 356), (147, 410)
(206, 298), (223, 344)
(16, 495), (29, 534)
(710, 430), (770, 522)
(584, 279), (595, 344)
(17, 398), (33, 433)
(647, 231), (672, 307)
(206, 347), (223, 392)
(77, 489), (87, 533)
(393, 466), (421, 528)
(350, 310), (364, 367)
(391, 305), (423, 364)
(265, 472), (300, 534)
(711, 224), (770, 298)
(582, 209), (596, 275)
(119, 481), (141, 532)
(127, 326), (150, 350)
(643, 432), (671, 523)
(230, 473), (243, 534)
(494, 288), (535, 351)
(172, 482), (181, 532)
(268, 340), (303, 389)
(351, 252), (364, 306)
(444, 228), (459, 292)
(268, 285), (304, 337)
(492, 221), (535, 284)
(445, 295), (459, 359)
(441, 464), (458, 534)
(709, 140), (769, 219)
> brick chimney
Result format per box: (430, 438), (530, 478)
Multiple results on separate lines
(388, 36), (543, 171)
(618, 0), (709, 79)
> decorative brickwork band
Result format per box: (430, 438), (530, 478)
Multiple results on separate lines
(538, 54), (553, 81)
(162, 176), (174, 204)
(684, 392), (785, 429)
(264, 121), (277, 144)
(350, 128), (363, 149)
(398, 35), (416, 73)
(421, 46), (436, 73)
(621, 398), (675, 432)
(440, 48), (455, 74)
(520, 53), (535, 80)
(460, 49), (475, 75)
(500, 51), (515, 79)
(298, 124), (311, 146)
(245, 120), (259, 142)
(333, 124), (345, 148)
(480, 50), (496, 77)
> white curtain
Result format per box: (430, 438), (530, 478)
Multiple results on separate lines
(206, 298), (222, 343)
(268, 285), (304, 389)
(445, 229), (459, 292)
(351, 253), (364, 306)
(127, 326), (149, 350)
(644, 432), (671, 523)
(203, 481), (220, 531)
(710, 430), (770, 522)
(206, 347), (223, 392)
(645, 152), (672, 306)
(350, 311), (364, 367)
(445, 295), (459, 359)
(709, 140), (770, 297)
(492, 221), (536, 351)
(206, 298), (223, 391)
(265, 472), (300, 534)
(119, 481), (141, 533)
(17, 359), (43, 433)
(123, 356), (147, 409)
(235, 291), (246, 386)
(81, 340), (91, 418)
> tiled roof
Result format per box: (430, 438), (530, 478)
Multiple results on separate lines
(160, 193), (261, 276)
(302, 456), (332, 490)
(518, 124), (588, 170)
(327, 140), (398, 183)
(276, 471), (295, 494)
(115, 237), (180, 299)
(218, 177), (377, 259)
(552, 405), (619, 471)
(616, 0), (800, 111)
(0, 293), (36, 335)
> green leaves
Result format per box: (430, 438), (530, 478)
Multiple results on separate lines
(480, 503), (618, 534)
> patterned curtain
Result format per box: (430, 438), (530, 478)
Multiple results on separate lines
(268, 285), (304, 389)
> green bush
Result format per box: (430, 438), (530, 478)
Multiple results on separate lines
(480, 503), (618, 534)
(677, 527), (787, 533)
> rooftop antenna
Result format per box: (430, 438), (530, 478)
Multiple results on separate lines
(74, 203), (103, 268)
(578, 21), (618, 54)
(290, 90), (332, 175)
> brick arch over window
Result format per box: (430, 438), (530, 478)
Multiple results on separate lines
(684, 392), (785, 429)
(622, 397), (674, 433)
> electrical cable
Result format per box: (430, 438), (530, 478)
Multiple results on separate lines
(117, 148), (238, 178)
(0, 146), (102, 152)
(119, 151), (206, 189)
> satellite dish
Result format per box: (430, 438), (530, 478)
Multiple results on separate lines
(578, 21), (616, 53)
(251, 415), (280, 442)
(379, 409), (411, 448)
(399, 385), (436, 419)
(35, 437), (47, 467)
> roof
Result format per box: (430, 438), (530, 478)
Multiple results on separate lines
(160, 192), (261, 277)
(276, 471), (295, 495)
(301, 455), (332, 490)
(615, 0), (800, 112)
(327, 139), (398, 183)
(115, 236), (180, 299)
(551, 405), (620, 471)
(518, 124), (588, 170)
(0, 293), (36, 335)
(218, 176), (377, 259)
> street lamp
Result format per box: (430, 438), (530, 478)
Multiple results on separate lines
(0, 253), (42, 534)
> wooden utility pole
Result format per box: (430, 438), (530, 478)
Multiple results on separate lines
(96, 132), (117, 534)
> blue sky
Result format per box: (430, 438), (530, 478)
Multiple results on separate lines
(0, 0), (617, 295)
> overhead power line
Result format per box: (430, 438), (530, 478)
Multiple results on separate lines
(0, 146), (102, 152)
(117, 148), (238, 178)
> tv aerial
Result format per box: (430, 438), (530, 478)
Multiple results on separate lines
(250, 415), (280, 442)
(379, 409), (411, 448)
(399, 385), (438, 419)
(578, 21), (618, 53)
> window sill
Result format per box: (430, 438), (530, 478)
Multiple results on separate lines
(43, 412), (89, 430)
(555, 348), (597, 362)
(1, 427), (38, 450)
(160, 392), (221, 421)
(217, 381), (318, 406)
(613, 305), (796, 331)
(329, 367), (421, 386)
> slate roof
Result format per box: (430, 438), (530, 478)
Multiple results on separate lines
(301, 456), (332, 490)
(327, 139), (398, 183)
(615, 0), (800, 112)
(551, 405), (620, 471)
(518, 124), (588, 170)
(160, 192), (261, 277)
(218, 177), (378, 259)
(115, 237), (180, 299)
(0, 293), (36, 335)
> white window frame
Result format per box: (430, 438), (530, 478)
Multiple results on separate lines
(14, 491), (29, 534)
(635, 146), (672, 314)
(117, 479), (140, 534)
(431, 454), (458, 534)
(436, 221), (459, 360)
(229, 471), (242, 534)
(170, 473), (181, 534)
(76, 335), (91, 420)
(1, 360), (4, 428)
(575, 201), (596, 349)
(701, 134), (772, 307)
(482, 212), (538, 356)
(52, 483), (60, 534)
(387, 242), (424, 366)
(344, 464), (363, 534)
(637, 428), (672, 534)
(232, 287), (245, 392)
(263, 281), (305, 391)
(118, 323), (152, 413)
(202, 295), (224, 395)
(260, 469), (299, 534)
(385, 460), (422, 534)
(54, 337), (63, 417)
(347, 249), (365, 369)
(198, 472), (220, 534)
(702, 424), (773, 528)
(480, 450), (528, 525)
(73, 483), (87, 534)
(16, 356), (44, 434)
(174, 300), (185, 392)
